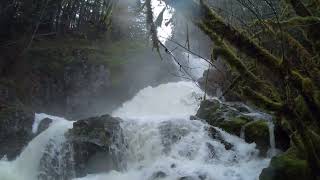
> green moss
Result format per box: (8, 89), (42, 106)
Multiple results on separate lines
(259, 147), (313, 180)
(217, 116), (251, 136)
(244, 120), (270, 155)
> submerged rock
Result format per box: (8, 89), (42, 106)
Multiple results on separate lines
(259, 147), (314, 180)
(0, 105), (34, 160)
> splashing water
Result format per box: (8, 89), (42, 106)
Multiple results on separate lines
(0, 114), (73, 180)
(0, 81), (271, 180)
(77, 81), (271, 180)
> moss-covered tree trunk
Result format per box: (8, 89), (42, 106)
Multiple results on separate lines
(167, 0), (320, 178)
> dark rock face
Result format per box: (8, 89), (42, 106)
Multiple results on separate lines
(0, 105), (34, 160)
(38, 114), (126, 180)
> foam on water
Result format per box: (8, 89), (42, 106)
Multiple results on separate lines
(77, 81), (270, 180)
(0, 114), (73, 180)
(113, 81), (204, 119)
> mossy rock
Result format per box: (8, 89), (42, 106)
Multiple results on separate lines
(259, 147), (314, 180)
(196, 99), (221, 121)
(216, 116), (251, 136)
(196, 99), (246, 125)
(244, 120), (270, 156)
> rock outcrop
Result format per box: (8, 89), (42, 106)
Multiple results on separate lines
(38, 114), (125, 179)
(0, 105), (34, 160)
(195, 99), (290, 156)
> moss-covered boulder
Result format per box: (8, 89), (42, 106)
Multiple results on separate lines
(0, 105), (34, 160)
(217, 116), (251, 136)
(196, 99), (253, 136)
(259, 147), (314, 180)
(244, 120), (270, 156)
(195, 99), (278, 156)
(196, 99), (250, 125)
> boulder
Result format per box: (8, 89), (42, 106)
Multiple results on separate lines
(195, 99), (279, 156)
(244, 120), (270, 156)
(217, 116), (251, 136)
(36, 118), (53, 135)
(38, 114), (125, 179)
(259, 147), (314, 180)
(196, 100), (253, 136)
(67, 114), (125, 178)
(0, 105), (34, 160)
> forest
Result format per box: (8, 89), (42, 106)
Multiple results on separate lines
(0, 0), (319, 180)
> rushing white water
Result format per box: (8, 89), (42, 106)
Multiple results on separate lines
(0, 114), (73, 180)
(113, 81), (203, 118)
(0, 81), (271, 180)
(76, 81), (270, 180)
(267, 122), (277, 157)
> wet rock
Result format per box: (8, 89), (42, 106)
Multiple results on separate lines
(206, 142), (217, 158)
(37, 118), (53, 135)
(196, 99), (275, 156)
(196, 100), (253, 131)
(67, 114), (125, 177)
(189, 115), (199, 120)
(178, 176), (199, 180)
(150, 171), (167, 179)
(217, 116), (251, 136)
(0, 105), (34, 160)
(207, 127), (233, 150)
(244, 120), (270, 156)
(39, 114), (125, 179)
(259, 147), (313, 180)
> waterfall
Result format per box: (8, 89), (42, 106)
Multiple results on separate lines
(0, 81), (271, 180)
(240, 125), (246, 139)
(267, 122), (276, 157)
(75, 81), (270, 180)
(0, 114), (73, 180)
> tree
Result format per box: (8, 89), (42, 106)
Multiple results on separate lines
(148, 0), (320, 178)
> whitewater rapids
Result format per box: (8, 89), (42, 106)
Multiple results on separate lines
(0, 81), (270, 180)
